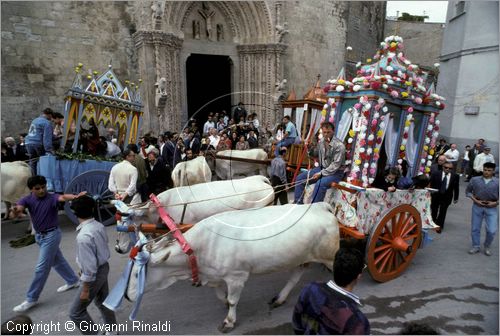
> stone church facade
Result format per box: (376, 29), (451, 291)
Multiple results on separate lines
(1, 1), (385, 136)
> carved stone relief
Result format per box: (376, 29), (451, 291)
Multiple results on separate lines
(134, 2), (285, 132)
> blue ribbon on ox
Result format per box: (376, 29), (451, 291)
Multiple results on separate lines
(104, 232), (150, 320)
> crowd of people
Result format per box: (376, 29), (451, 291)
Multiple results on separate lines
(1, 105), (499, 335)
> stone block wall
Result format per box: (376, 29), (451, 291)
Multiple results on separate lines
(384, 19), (444, 69)
(281, 1), (348, 99)
(345, 1), (386, 78)
(1, 1), (137, 136)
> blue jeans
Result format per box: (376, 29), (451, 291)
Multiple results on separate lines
(26, 143), (46, 175)
(274, 137), (296, 156)
(471, 204), (498, 249)
(294, 167), (344, 204)
(26, 228), (79, 302)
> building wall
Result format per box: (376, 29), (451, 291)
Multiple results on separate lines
(1, 1), (137, 136)
(437, 1), (499, 158)
(345, 2), (386, 78)
(281, 1), (348, 100)
(281, 1), (386, 100)
(1, 1), (386, 136)
(384, 19), (444, 69)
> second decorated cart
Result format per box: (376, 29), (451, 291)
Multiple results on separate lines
(38, 64), (144, 225)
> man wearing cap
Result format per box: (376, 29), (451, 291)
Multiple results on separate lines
(473, 147), (495, 177)
(25, 108), (55, 174)
(68, 195), (117, 333)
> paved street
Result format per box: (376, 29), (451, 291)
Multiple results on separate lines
(1, 180), (498, 335)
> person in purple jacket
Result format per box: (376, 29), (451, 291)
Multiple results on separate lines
(10, 175), (86, 313)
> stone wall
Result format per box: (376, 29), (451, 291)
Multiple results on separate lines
(345, 2), (386, 78)
(281, 1), (347, 99)
(1, 1), (387, 136)
(384, 19), (444, 69)
(1, 1), (137, 136)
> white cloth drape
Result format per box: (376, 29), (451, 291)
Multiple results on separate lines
(405, 122), (418, 174)
(384, 117), (398, 166)
(336, 110), (353, 142)
(306, 108), (323, 140)
(295, 107), (304, 139)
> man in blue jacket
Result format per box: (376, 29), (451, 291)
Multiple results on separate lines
(25, 108), (54, 174)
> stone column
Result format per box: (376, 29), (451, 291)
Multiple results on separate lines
(133, 30), (183, 134)
(237, 43), (286, 128)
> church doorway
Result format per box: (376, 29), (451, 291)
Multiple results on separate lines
(186, 54), (232, 125)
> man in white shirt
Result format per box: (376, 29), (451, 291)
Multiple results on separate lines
(203, 116), (215, 135)
(473, 147), (495, 176)
(208, 128), (220, 149)
(108, 149), (141, 204)
(444, 143), (460, 173)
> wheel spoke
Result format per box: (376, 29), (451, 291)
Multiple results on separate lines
(385, 221), (394, 239)
(374, 244), (392, 253)
(401, 222), (417, 238)
(378, 235), (393, 243)
(395, 212), (406, 236)
(374, 247), (392, 265)
(403, 233), (419, 241)
(387, 251), (395, 272)
(377, 250), (393, 273)
(397, 250), (407, 263)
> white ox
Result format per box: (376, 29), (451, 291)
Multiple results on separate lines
(214, 148), (268, 180)
(1, 161), (31, 205)
(126, 202), (339, 332)
(171, 156), (212, 187)
(1, 161), (32, 229)
(115, 175), (275, 253)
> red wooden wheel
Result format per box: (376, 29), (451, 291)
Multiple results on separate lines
(366, 204), (422, 282)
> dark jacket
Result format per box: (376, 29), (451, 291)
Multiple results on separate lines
(371, 175), (398, 191)
(161, 141), (176, 168)
(188, 137), (201, 155)
(146, 158), (173, 194)
(429, 170), (459, 204)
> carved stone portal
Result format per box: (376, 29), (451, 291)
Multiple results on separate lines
(134, 2), (286, 133)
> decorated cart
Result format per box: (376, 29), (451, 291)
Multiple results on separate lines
(38, 64), (143, 225)
(110, 36), (445, 284)
(304, 35), (445, 282)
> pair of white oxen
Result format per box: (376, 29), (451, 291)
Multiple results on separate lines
(116, 173), (341, 332)
(170, 148), (269, 187)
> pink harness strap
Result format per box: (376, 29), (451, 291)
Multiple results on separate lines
(150, 194), (200, 285)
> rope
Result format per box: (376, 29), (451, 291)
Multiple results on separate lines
(138, 174), (318, 245)
(136, 179), (311, 209)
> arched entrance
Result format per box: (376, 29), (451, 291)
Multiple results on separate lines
(186, 54), (232, 122)
(133, 1), (286, 133)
